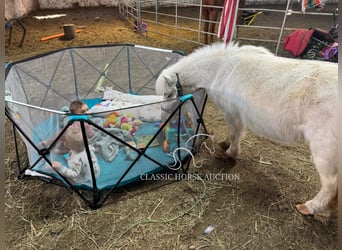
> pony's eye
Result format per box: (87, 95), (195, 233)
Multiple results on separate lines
(164, 89), (176, 98)
(165, 93), (175, 98)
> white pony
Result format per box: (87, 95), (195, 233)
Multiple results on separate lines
(155, 42), (337, 217)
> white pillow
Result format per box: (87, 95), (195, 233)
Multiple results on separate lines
(89, 88), (164, 122)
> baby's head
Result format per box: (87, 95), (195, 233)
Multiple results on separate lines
(69, 100), (89, 114)
(64, 127), (84, 153)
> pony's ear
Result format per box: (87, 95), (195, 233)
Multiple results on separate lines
(163, 72), (177, 86)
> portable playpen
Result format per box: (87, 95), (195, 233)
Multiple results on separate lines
(5, 44), (208, 208)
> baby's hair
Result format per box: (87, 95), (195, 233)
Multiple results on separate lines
(69, 100), (85, 114)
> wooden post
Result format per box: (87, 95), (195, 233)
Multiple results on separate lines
(63, 24), (76, 40)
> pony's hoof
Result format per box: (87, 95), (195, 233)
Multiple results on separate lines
(295, 203), (313, 216)
(214, 150), (235, 160)
(214, 150), (228, 159)
(218, 141), (230, 150)
(296, 203), (334, 218)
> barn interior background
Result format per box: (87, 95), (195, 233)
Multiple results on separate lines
(6, 0), (338, 54)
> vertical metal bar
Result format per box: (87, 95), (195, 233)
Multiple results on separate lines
(136, 0), (141, 31)
(175, 0), (178, 38)
(11, 122), (22, 177)
(126, 46), (133, 93)
(80, 120), (98, 190)
(275, 0), (291, 55)
(69, 49), (79, 99)
(155, 0), (159, 33)
(198, 0), (203, 43)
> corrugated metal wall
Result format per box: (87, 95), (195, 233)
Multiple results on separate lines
(5, 0), (338, 18)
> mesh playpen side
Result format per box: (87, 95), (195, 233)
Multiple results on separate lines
(5, 44), (208, 209)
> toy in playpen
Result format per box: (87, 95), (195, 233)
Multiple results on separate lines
(159, 112), (195, 154)
(5, 44), (208, 209)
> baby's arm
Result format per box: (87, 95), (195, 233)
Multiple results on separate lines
(39, 130), (69, 154)
(39, 128), (63, 145)
(52, 160), (82, 179)
(90, 150), (100, 179)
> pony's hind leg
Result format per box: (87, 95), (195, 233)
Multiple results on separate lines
(296, 166), (337, 216)
(296, 131), (337, 216)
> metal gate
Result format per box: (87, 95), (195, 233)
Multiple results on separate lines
(119, 0), (338, 54)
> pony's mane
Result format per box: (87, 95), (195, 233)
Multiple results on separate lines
(188, 42), (237, 60)
(191, 42), (273, 58)
(171, 42), (273, 70)
(165, 42), (274, 75)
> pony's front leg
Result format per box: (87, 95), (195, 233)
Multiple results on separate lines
(225, 119), (244, 159)
(216, 117), (244, 159)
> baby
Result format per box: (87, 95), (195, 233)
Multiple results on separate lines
(39, 100), (95, 154)
(51, 127), (100, 186)
(69, 100), (89, 114)
(68, 100), (96, 138)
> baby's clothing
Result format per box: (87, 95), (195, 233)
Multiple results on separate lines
(57, 146), (100, 186)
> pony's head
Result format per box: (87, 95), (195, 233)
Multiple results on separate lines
(155, 69), (179, 99)
(155, 69), (183, 121)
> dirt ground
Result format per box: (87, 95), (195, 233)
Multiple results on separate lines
(5, 4), (338, 250)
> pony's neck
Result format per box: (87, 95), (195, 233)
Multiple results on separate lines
(172, 58), (213, 91)
(169, 43), (244, 94)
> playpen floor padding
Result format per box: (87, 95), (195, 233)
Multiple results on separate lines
(32, 117), (191, 190)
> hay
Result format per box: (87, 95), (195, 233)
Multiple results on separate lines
(5, 6), (338, 250)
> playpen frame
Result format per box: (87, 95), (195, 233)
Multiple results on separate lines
(5, 43), (209, 209)
(6, 91), (208, 209)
